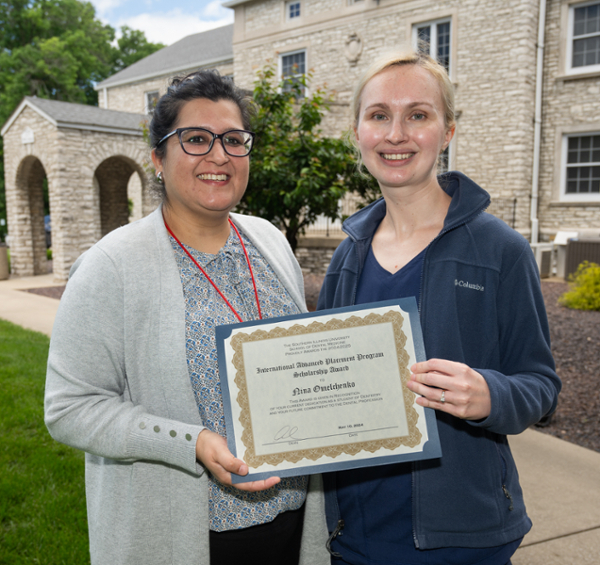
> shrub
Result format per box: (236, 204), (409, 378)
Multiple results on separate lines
(558, 261), (600, 311)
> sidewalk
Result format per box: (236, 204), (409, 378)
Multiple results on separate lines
(0, 273), (61, 336)
(1, 273), (599, 563)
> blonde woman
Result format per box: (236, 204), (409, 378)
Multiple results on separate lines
(317, 52), (560, 565)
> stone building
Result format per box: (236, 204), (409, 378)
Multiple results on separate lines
(224, 0), (600, 243)
(2, 1), (599, 279)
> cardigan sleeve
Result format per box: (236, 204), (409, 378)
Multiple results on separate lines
(45, 243), (206, 476)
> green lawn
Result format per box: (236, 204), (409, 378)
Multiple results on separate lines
(0, 319), (89, 564)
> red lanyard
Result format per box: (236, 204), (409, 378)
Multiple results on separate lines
(164, 217), (263, 323)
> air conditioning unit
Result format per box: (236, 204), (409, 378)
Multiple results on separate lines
(530, 243), (554, 278)
(539, 249), (552, 278)
(565, 239), (600, 280)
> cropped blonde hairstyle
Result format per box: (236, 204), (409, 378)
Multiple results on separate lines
(352, 49), (455, 131)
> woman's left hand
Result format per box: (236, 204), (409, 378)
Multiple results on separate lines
(407, 359), (492, 420)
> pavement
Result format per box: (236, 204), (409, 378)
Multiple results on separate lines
(1, 273), (599, 564)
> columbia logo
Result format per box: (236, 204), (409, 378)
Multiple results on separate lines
(455, 279), (484, 292)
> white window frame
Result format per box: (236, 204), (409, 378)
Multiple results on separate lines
(566, 0), (600, 76)
(285, 0), (301, 21)
(144, 90), (160, 115)
(560, 131), (600, 202)
(411, 17), (452, 76)
(279, 49), (307, 97)
(411, 16), (455, 170)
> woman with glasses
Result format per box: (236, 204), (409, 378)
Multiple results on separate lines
(45, 70), (328, 565)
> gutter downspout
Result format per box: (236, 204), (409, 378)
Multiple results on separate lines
(531, 0), (547, 244)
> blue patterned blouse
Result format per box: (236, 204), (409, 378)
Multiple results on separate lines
(170, 226), (308, 532)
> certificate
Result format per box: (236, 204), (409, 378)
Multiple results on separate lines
(216, 299), (441, 483)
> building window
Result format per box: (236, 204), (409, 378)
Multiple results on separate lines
(438, 146), (450, 174)
(562, 133), (600, 199)
(569, 1), (600, 70)
(413, 18), (453, 170)
(286, 1), (301, 20)
(412, 18), (451, 74)
(280, 50), (306, 97)
(145, 91), (159, 115)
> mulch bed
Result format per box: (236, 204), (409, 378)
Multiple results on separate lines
(22, 286), (66, 300)
(24, 278), (600, 453)
(539, 281), (600, 453)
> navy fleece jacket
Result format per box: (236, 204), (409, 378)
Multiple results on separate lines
(317, 171), (561, 549)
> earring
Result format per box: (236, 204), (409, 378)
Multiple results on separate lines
(157, 171), (163, 183)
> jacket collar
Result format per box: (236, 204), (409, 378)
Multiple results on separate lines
(342, 171), (491, 242)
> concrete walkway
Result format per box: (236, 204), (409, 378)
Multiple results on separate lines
(1, 273), (599, 563)
(0, 273), (61, 336)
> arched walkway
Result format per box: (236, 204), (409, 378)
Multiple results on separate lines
(1, 97), (153, 280)
(95, 156), (143, 237)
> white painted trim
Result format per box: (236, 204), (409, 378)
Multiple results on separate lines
(95, 56), (233, 90)
(559, 131), (600, 203)
(285, 0), (302, 21)
(222, 0), (249, 7)
(279, 48), (308, 97)
(144, 90), (160, 115)
(1, 98), (57, 136)
(56, 122), (144, 136)
(411, 16), (453, 77)
(565, 0), (600, 76)
(530, 0), (547, 244)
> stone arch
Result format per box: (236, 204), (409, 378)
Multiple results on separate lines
(13, 155), (49, 276)
(87, 138), (155, 228)
(94, 156), (138, 237)
(2, 98), (153, 280)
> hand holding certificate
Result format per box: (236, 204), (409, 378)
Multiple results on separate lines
(216, 299), (441, 483)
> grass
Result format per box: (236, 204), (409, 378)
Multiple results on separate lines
(0, 319), (89, 565)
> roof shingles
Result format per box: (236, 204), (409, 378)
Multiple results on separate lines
(22, 96), (146, 134)
(96, 24), (234, 89)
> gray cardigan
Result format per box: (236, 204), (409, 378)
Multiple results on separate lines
(45, 208), (329, 565)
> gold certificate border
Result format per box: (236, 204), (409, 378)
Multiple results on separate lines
(230, 310), (422, 468)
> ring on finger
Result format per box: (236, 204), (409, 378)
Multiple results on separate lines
(440, 390), (446, 403)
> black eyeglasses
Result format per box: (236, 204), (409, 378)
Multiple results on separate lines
(157, 127), (255, 157)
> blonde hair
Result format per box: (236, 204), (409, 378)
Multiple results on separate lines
(352, 49), (455, 131)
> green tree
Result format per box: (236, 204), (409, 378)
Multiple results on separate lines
(0, 0), (163, 242)
(238, 65), (378, 252)
(0, 0), (116, 107)
(111, 25), (165, 74)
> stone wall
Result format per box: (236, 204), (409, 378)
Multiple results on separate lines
(3, 107), (60, 276)
(232, 0), (545, 235)
(454, 0), (539, 238)
(295, 234), (344, 274)
(245, 0), (282, 32)
(102, 77), (169, 114)
(537, 0), (600, 240)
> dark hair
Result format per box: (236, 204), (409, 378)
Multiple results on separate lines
(150, 69), (252, 160)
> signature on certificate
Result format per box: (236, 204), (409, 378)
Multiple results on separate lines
(273, 425), (300, 442)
